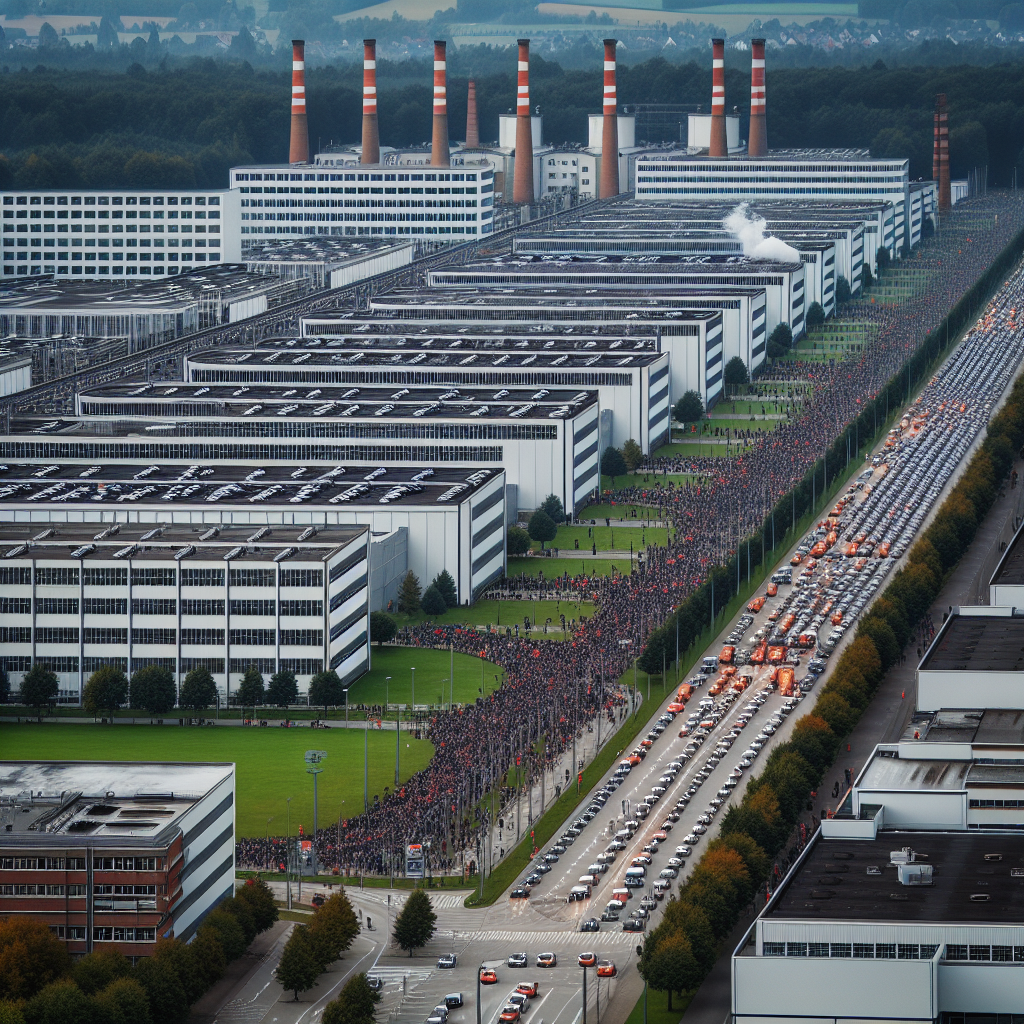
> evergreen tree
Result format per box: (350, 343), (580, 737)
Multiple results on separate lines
(370, 611), (397, 645)
(0, 666), (9, 705)
(506, 525), (531, 556)
(836, 274), (853, 303)
(129, 664), (176, 715)
(431, 569), (457, 607)
(723, 355), (749, 390)
(673, 390), (704, 424)
(179, 665), (217, 711)
(322, 973), (381, 1024)
(267, 669), (298, 706)
(766, 322), (793, 360)
(600, 446), (627, 477)
(527, 510), (558, 550)
(621, 438), (643, 470)
(308, 669), (344, 713)
(82, 664), (128, 717)
(276, 926), (321, 1001)
(19, 663), (58, 712)
(421, 584), (448, 616)
(236, 664), (264, 708)
(397, 571), (422, 615)
(538, 494), (565, 524)
(805, 301), (826, 329)
(308, 890), (360, 969)
(392, 889), (437, 956)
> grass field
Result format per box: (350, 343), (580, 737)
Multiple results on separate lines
(349, 646), (503, 707)
(649, 442), (741, 458)
(531, 524), (669, 551)
(0, 724), (434, 838)
(507, 556), (634, 579)
(584, 503), (669, 521)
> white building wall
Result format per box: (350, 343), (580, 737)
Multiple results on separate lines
(917, 669), (1024, 713)
(0, 359), (31, 396)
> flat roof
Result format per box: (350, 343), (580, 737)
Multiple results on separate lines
(917, 709), (1024, 745)
(244, 237), (413, 266)
(767, 831), (1024, 923)
(858, 756), (970, 792)
(0, 463), (497, 509)
(77, 382), (598, 422)
(429, 254), (802, 272)
(920, 612), (1024, 672)
(990, 520), (1024, 587)
(0, 761), (232, 845)
(0, 521), (366, 563)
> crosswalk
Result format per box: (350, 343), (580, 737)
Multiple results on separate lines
(368, 966), (436, 982)
(467, 929), (638, 946)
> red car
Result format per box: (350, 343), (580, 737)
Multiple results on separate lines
(597, 961), (617, 978)
(480, 969), (498, 985)
(578, 952), (597, 967)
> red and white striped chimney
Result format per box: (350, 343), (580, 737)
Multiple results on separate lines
(937, 93), (950, 212)
(709, 37), (727, 158)
(933, 107), (940, 185)
(289, 40), (309, 165)
(747, 38), (767, 157)
(512, 38), (534, 205)
(431, 40), (450, 167)
(600, 39), (619, 198)
(466, 79), (480, 149)
(361, 39), (380, 165)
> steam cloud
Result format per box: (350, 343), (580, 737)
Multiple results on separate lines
(723, 203), (801, 264)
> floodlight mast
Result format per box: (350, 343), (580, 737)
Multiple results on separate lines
(305, 750), (327, 867)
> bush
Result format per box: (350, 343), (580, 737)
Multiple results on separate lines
(600, 446), (627, 477)
(527, 510), (558, 549)
(673, 390), (704, 424)
(507, 525), (531, 556)
(370, 611), (397, 645)
(421, 584), (448, 617)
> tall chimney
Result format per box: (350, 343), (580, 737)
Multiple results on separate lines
(466, 79), (480, 149)
(361, 39), (380, 165)
(747, 38), (767, 157)
(289, 40), (309, 165)
(932, 107), (940, 185)
(600, 39), (619, 199)
(431, 40), (450, 167)
(937, 93), (951, 212)
(512, 39), (534, 204)
(709, 38), (727, 158)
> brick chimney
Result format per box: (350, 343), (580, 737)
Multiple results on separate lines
(361, 39), (379, 165)
(600, 39), (619, 198)
(512, 39), (534, 204)
(289, 40), (308, 165)
(430, 40), (450, 167)
(747, 38), (767, 157)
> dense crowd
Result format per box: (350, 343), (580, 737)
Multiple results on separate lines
(236, 193), (1024, 877)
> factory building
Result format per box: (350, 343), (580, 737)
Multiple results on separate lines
(0, 760), (235, 953)
(243, 237), (415, 289)
(0, 462), (504, 612)
(184, 331), (669, 452)
(0, 520), (370, 703)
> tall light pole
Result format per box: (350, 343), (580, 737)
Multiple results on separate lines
(395, 702), (401, 786)
(364, 717), (369, 813)
(265, 816), (273, 872)
(385, 675), (391, 712)
(450, 641), (454, 712)
(304, 750), (327, 869)
(411, 666), (415, 712)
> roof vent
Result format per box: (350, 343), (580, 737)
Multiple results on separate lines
(866, 866), (882, 876)
(970, 893), (991, 902)
(984, 853), (1003, 862)
(199, 527), (220, 541)
(897, 863), (933, 886)
(890, 847), (918, 865)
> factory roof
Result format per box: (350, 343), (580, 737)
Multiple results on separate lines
(0, 761), (233, 847)
(989, 521), (1024, 587)
(429, 254), (802, 272)
(0, 521), (367, 563)
(0, 463), (498, 508)
(77, 382), (598, 422)
(637, 148), (887, 163)
(858, 756), (970, 793)
(244, 237), (414, 267)
(766, 831), (1024, 924)
(907, 709), (1024, 746)
(920, 611), (1024, 673)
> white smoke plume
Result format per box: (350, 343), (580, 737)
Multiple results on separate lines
(722, 203), (801, 264)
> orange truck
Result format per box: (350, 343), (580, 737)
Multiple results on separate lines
(719, 645), (736, 664)
(730, 675), (751, 693)
(750, 643), (767, 665)
(844, 542), (859, 557)
(766, 582), (778, 597)
(778, 667), (796, 696)
(676, 683), (694, 704)
(810, 541), (827, 558)
(779, 613), (796, 633)
(708, 678), (726, 696)
(878, 541), (891, 558)
(747, 596), (766, 613)
(767, 645), (787, 664)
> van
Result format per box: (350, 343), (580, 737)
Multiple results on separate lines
(578, 874), (598, 887)
(610, 887), (631, 903)
(625, 866), (646, 880)
(623, 874), (645, 888)
(701, 656), (718, 673)
(568, 886), (591, 901)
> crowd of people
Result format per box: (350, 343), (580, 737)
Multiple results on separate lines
(236, 193), (1024, 879)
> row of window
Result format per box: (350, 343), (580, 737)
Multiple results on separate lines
(969, 799), (1024, 808)
(1, 857), (87, 870)
(192, 368), (636, 388)
(763, 942), (940, 959)
(234, 171), (481, 182)
(6, 195), (218, 206)
(0, 656), (325, 677)
(9, 627), (327, 646)
(1, 568), (327, 589)
(46, 926), (154, 942)
(4, 598), (326, 617)
(0, 883), (155, 896)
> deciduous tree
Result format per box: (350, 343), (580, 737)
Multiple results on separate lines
(506, 526), (531, 556)
(82, 664), (128, 717)
(309, 670), (345, 713)
(179, 665), (217, 711)
(322, 973), (381, 1024)
(392, 889), (436, 956)
(19, 664), (58, 713)
(0, 918), (71, 1001)
(370, 611), (398, 645)
(267, 668), (298, 706)
(276, 926), (321, 1001)
(673, 390), (704, 424)
(129, 664), (176, 715)
(600, 446), (627, 478)
(527, 510), (557, 550)
(308, 890), (360, 968)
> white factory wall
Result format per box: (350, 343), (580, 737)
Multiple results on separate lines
(587, 115), (636, 150)
(852, 788), (967, 829)
(0, 358), (31, 396)
(330, 242), (414, 287)
(917, 670), (1024, 713)
(466, 475), (507, 599)
(989, 583), (1024, 606)
(499, 115), (543, 151)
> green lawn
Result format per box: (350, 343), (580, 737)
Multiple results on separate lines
(649, 443), (740, 458)
(0, 724), (434, 838)
(350, 646), (503, 707)
(531, 524), (669, 551)
(705, 418), (779, 433)
(508, 556), (635, 579)
(708, 399), (788, 416)
(584, 503), (667, 520)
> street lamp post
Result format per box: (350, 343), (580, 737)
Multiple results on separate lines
(477, 965), (484, 1024)
(265, 816), (273, 872)
(304, 750), (327, 872)
(411, 666), (415, 713)
(582, 965), (588, 1024)
(364, 717), (369, 814)
(385, 675), (391, 713)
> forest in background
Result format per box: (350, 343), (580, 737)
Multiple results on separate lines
(0, 55), (1018, 189)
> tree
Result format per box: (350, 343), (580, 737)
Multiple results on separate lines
(94, 978), (153, 1024)
(421, 584), (448, 617)
(133, 954), (189, 1024)
(21, 979), (96, 1024)
(600, 446), (627, 478)
(805, 301), (825, 330)
(673, 390), (704, 424)
(397, 571), (422, 615)
(0, 666), (8, 705)
(308, 669), (344, 713)
(506, 525), (531, 556)
(640, 931), (701, 1010)
(392, 888), (436, 956)
(0, 918), (71, 1001)
(322, 973), (381, 1024)
(236, 664), (265, 708)
(431, 569), (457, 607)
(875, 245), (891, 272)
(621, 438), (643, 471)
(129, 664), (176, 715)
(0, 1002), (25, 1024)
(236, 876), (279, 934)
(538, 494), (565, 524)
(308, 890), (360, 969)
(72, 949), (131, 995)
(267, 668), (298, 706)
(179, 666), (217, 712)
(723, 355), (749, 390)
(766, 322), (793, 360)
(861, 263), (873, 289)
(370, 611), (397, 645)
(276, 926), (321, 1001)
(201, 908), (247, 962)
(835, 275), (852, 304)
(152, 937), (205, 1005)
(82, 664), (128, 717)
(19, 663), (58, 712)
(527, 510), (558, 550)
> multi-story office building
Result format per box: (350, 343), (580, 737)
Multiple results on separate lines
(0, 521), (370, 703)
(0, 760), (235, 954)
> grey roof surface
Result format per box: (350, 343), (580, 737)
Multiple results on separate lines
(920, 614), (1024, 672)
(990, 522), (1024, 586)
(768, 831), (1024, 923)
(858, 756), (969, 792)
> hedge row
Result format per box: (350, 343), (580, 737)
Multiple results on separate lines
(638, 266), (1024, 1006)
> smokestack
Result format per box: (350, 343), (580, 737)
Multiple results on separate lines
(709, 38), (727, 158)
(600, 39), (619, 199)
(937, 93), (951, 212)
(361, 39), (380, 165)
(431, 40), (450, 167)
(466, 79), (480, 149)
(512, 39), (534, 204)
(933, 107), (940, 185)
(747, 38), (767, 157)
(289, 40), (308, 165)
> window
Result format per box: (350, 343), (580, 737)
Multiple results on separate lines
(281, 629), (323, 647)
(93, 884), (156, 896)
(0, 598), (30, 614)
(84, 568), (127, 587)
(281, 600), (322, 617)
(807, 943), (829, 957)
(969, 946), (991, 961)
(785, 943), (807, 957)
(763, 942), (784, 957)
(51, 926), (87, 940)
(946, 945), (968, 961)
(93, 856), (158, 871)
(131, 568), (176, 587)
(230, 569), (275, 587)
(181, 629), (224, 646)
(229, 629), (275, 646)
(992, 945), (1013, 962)
(182, 569), (224, 587)
(0, 567), (31, 585)
(37, 627), (79, 644)
(898, 944), (920, 959)
(85, 598), (127, 615)
(83, 657), (128, 673)
(36, 567), (79, 586)
(182, 599), (225, 615)
(84, 628), (128, 645)
(280, 658), (322, 675)
(853, 944), (874, 959)
(281, 569), (322, 588)
(1, 857), (86, 870)
(829, 944), (852, 958)
(132, 628), (177, 645)
(230, 600), (275, 616)
(230, 657), (276, 673)
(133, 599), (176, 615)
(180, 657), (224, 673)
(0, 627), (30, 643)
(37, 598), (79, 615)
(875, 944), (896, 959)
